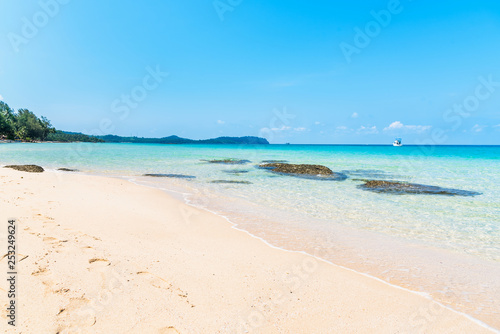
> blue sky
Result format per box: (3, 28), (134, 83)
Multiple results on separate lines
(1, 0), (499, 144)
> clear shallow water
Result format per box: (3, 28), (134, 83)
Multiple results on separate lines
(2, 143), (500, 327)
(2, 143), (498, 260)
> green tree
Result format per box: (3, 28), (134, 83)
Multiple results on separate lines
(39, 115), (55, 139)
(14, 109), (55, 141)
(0, 101), (16, 139)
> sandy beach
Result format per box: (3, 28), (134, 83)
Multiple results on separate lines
(0, 167), (495, 333)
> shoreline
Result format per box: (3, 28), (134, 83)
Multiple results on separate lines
(189, 206), (498, 333)
(131, 173), (500, 329)
(0, 168), (495, 333)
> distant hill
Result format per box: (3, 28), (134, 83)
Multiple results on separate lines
(47, 130), (104, 143)
(97, 135), (269, 145)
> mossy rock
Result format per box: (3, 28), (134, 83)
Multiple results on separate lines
(259, 163), (347, 181)
(4, 165), (44, 173)
(357, 180), (480, 196)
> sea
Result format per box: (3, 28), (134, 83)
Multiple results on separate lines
(1, 143), (499, 329)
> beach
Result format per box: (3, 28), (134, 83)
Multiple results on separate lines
(3, 0), (500, 331)
(0, 166), (495, 333)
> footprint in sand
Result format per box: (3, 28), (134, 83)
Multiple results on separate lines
(42, 280), (56, 295)
(80, 246), (94, 254)
(32, 266), (48, 276)
(88, 258), (110, 268)
(55, 296), (96, 331)
(54, 288), (71, 294)
(136, 271), (195, 308)
(82, 233), (102, 241)
(137, 271), (172, 290)
(42, 237), (68, 250)
(43, 236), (59, 244)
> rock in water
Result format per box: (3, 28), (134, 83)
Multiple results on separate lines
(210, 180), (252, 184)
(58, 168), (79, 172)
(259, 163), (332, 175)
(222, 169), (250, 174)
(202, 159), (251, 165)
(259, 163), (347, 181)
(357, 180), (480, 196)
(4, 165), (44, 173)
(143, 174), (196, 179)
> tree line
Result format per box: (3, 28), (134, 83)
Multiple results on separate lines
(0, 101), (54, 141)
(0, 100), (102, 142)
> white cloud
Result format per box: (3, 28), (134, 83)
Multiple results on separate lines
(270, 125), (291, 131)
(383, 121), (431, 133)
(335, 126), (353, 133)
(385, 121), (404, 130)
(357, 125), (378, 134)
(314, 121), (321, 125)
(493, 124), (500, 128)
(471, 124), (486, 132)
(351, 112), (359, 118)
(0, 94), (3, 101)
(217, 120), (225, 125)
(260, 125), (307, 134)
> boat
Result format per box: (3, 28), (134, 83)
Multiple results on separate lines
(393, 138), (402, 146)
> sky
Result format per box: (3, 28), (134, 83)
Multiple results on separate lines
(1, 0), (500, 144)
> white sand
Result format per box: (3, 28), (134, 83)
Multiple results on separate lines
(0, 168), (495, 333)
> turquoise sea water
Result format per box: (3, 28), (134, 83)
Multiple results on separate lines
(1, 143), (500, 326)
(2, 143), (498, 257)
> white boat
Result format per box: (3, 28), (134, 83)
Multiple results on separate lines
(393, 138), (402, 146)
